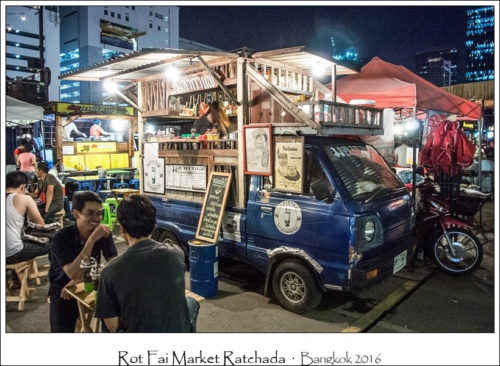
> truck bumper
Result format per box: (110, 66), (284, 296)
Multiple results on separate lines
(347, 237), (415, 293)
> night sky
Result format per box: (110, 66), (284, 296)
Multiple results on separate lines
(179, 5), (471, 82)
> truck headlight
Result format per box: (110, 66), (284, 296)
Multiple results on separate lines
(364, 220), (375, 242)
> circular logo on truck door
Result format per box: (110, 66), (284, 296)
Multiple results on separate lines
(274, 200), (302, 235)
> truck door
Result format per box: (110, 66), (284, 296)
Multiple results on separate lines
(247, 147), (350, 266)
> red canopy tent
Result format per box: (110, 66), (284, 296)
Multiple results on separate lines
(333, 57), (482, 119)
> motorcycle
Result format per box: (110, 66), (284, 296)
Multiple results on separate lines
(414, 176), (490, 275)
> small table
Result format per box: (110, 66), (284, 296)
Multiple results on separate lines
(107, 169), (132, 184)
(111, 188), (140, 200)
(65, 175), (116, 191)
(63, 282), (99, 333)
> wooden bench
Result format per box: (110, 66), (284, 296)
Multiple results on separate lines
(6, 260), (36, 311)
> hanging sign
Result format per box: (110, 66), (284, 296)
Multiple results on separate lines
(165, 164), (207, 192)
(77, 142), (116, 153)
(195, 172), (232, 243)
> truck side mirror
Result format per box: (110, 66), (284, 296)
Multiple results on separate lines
(310, 179), (334, 203)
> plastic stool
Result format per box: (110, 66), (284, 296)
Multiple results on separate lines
(128, 179), (140, 190)
(101, 202), (113, 230)
(112, 182), (129, 189)
(98, 190), (114, 202)
(80, 182), (94, 191)
(105, 197), (121, 226)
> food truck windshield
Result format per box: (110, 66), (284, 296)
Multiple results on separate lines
(324, 143), (404, 201)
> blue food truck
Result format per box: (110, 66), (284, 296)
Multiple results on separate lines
(60, 47), (414, 313)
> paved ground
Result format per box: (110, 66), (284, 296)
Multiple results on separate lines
(5, 200), (495, 333)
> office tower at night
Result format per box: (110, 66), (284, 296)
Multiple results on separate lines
(59, 6), (179, 104)
(465, 6), (494, 82)
(6, 5), (60, 103)
(416, 47), (458, 86)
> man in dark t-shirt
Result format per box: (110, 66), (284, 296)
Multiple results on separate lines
(95, 194), (191, 332)
(49, 192), (117, 332)
(30, 161), (64, 223)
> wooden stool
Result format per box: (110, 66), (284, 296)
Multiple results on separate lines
(6, 260), (36, 311)
(29, 256), (50, 286)
(55, 208), (65, 228)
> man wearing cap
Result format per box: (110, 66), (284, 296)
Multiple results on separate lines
(89, 119), (110, 139)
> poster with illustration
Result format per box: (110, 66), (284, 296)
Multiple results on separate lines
(274, 136), (304, 193)
(143, 157), (165, 194)
(243, 124), (273, 175)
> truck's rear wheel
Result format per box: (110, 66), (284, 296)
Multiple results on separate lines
(272, 259), (322, 314)
(156, 230), (189, 269)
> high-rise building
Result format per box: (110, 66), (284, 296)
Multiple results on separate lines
(6, 5), (60, 103)
(59, 6), (179, 104)
(416, 47), (458, 86)
(465, 6), (494, 82)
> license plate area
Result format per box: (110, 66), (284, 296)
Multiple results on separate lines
(393, 250), (407, 274)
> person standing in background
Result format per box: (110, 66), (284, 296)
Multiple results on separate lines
(16, 144), (37, 181)
(394, 141), (411, 168)
(89, 119), (111, 139)
(191, 101), (231, 137)
(29, 161), (64, 223)
(63, 119), (87, 140)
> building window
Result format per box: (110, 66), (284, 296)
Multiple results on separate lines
(157, 25), (160, 31)
(149, 23), (152, 29)
(155, 13), (163, 20)
(111, 12), (114, 17)
(131, 6), (135, 10)
(117, 14), (121, 19)
(125, 15), (129, 21)
(104, 9), (108, 15)
(149, 11), (153, 16)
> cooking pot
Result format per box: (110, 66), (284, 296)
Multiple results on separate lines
(109, 133), (125, 142)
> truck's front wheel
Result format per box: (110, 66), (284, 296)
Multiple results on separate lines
(272, 259), (322, 314)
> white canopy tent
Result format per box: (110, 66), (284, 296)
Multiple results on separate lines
(6, 96), (44, 127)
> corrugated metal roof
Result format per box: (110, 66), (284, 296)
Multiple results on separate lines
(59, 48), (239, 81)
(60, 46), (358, 82)
(251, 46), (359, 76)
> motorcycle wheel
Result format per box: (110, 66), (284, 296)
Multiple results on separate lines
(433, 228), (483, 275)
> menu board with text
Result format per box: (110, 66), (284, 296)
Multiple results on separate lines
(62, 155), (85, 170)
(195, 172), (232, 243)
(85, 154), (111, 170)
(110, 153), (130, 168)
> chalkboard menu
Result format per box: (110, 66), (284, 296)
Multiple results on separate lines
(195, 172), (232, 243)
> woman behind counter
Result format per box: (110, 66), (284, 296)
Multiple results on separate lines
(191, 101), (231, 137)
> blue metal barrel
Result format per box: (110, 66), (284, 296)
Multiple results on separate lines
(188, 240), (218, 298)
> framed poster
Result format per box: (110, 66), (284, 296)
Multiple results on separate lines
(165, 164), (207, 192)
(143, 158), (165, 194)
(195, 172), (232, 243)
(243, 124), (273, 175)
(274, 136), (304, 193)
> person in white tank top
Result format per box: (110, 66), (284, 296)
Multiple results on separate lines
(6, 171), (47, 264)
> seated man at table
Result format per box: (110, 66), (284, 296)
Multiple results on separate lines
(95, 194), (192, 332)
(29, 161), (64, 223)
(6, 171), (48, 264)
(49, 192), (117, 332)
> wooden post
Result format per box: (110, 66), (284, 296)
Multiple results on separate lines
(331, 64), (337, 102)
(137, 81), (144, 194)
(236, 57), (248, 208)
(56, 115), (63, 167)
